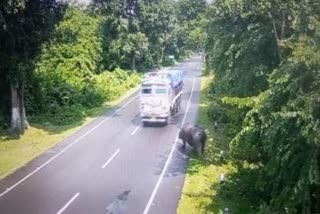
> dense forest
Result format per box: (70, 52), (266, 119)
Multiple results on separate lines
(1, 0), (320, 213)
(205, 0), (320, 213)
(0, 0), (206, 134)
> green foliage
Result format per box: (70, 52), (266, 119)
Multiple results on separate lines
(178, 75), (254, 214)
(26, 7), (104, 113)
(0, 0), (65, 133)
(177, 0), (206, 21)
(205, 0), (320, 212)
(95, 69), (141, 101)
(29, 104), (86, 126)
(107, 24), (149, 70)
(208, 99), (245, 139)
(221, 96), (258, 109)
(95, 0), (183, 69)
(2, 0), (194, 132)
(138, 0), (179, 67)
(162, 57), (175, 67)
(176, 0), (208, 55)
(25, 7), (141, 117)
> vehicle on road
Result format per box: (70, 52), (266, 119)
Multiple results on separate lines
(139, 69), (183, 126)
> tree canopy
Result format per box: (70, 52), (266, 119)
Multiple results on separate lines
(0, 0), (205, 134)
(2, 0), (319, 212)
(205, 0), (320, 212)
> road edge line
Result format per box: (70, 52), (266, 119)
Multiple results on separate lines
(143, 78), (196, 214)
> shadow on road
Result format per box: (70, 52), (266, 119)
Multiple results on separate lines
(154, 142), (193, 178)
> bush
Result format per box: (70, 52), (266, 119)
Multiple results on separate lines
(28, 69), (141, 126)
(23, 6), (142, 123)
(162, 57), (175, 67)
(95, 69), (141, 101)
(207, 102), (228, 124)
(207, 99), (245, 138)
(30, 104), (86, 126)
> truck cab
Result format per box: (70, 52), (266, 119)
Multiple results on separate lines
(140, 78), (173, 125)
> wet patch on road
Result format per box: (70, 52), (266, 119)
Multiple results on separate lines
(105, 190), (131, 214)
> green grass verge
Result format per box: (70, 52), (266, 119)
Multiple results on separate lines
(0, 85), (139, 179)
(177, 74), (253, 214)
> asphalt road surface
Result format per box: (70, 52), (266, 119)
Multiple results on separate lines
(0, 56), (202, 214)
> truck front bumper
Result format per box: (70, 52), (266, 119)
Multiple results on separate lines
(140, 112), (170, 122)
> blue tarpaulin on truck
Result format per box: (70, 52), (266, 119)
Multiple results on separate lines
(143, 70), (183, 89)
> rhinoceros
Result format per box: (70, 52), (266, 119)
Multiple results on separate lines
(178, 123), (207, 154)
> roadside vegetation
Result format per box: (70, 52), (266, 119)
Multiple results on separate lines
(178, 73), (253, 214)
(180, 0), (320, 213)
(1, 0), (319, 213)
(0, 86), (138, 179)
(0, 0), (206, 178)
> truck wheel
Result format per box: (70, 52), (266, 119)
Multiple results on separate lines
(164, 116), (170, 126)
(178, 101), (181, 111)
(170, 107), (175, 116)
(173, 104), (178, 114)
(174, 104), (178, 114)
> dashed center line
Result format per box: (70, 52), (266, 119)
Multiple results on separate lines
(0, 94), (137, 198)
(131, 126), (141, 135)
(101, 149), (121, 169)
(56, 192), (80, 214)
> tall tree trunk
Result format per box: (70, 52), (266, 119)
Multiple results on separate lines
(157, 52), (161, 69)
(131, 51), (136, 71)
(10, 83), (22, 135)
(10, 82), (29, 135)
(160, 46), (166, 66)
(303, 188), (311, 214)
(268, 11), (288, 62)
(20, 82), (29, 130)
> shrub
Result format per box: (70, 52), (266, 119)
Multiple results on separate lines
(30, 104), (86, 126)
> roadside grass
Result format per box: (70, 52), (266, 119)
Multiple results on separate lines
(0, 86), (139, 179)
(177, 74), (253, 214)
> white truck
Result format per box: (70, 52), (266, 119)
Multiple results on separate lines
(139, 69), (183, 126)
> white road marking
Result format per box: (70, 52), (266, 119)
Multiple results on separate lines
(101, 149), (121, 169)
(0, 95), (138, 198)
(45, 150), (57, 154)
(56, 192), (80, 214)
(143, 78), (196, 214)
(131, 126), (141, 135)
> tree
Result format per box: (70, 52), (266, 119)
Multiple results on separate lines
(177, 0), (206, 21)
(107, 20), (149, 70)
(138, 0), (178, 67)
(205, 0), (320, 212)
(0, 0), (64, 135)
(94, 0), (179, 69)
(176, 0), (207, 55)
(93, 0), (150, 70)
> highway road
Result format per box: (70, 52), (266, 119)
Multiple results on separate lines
(0, 56), (202, 214)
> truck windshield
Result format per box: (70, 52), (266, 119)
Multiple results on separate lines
(141, 87), (167, 95)
(142, 88), (152, 94)
(155, 88), (167, 94)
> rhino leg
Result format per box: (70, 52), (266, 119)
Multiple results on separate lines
(201, 135), (206, 154)
(179, 130), (187, 148)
